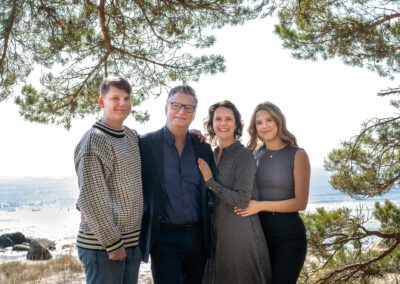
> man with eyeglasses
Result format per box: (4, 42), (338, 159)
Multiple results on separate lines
(139, 85), (216, 284)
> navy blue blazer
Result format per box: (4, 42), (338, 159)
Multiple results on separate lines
(139, 128), (216, 262)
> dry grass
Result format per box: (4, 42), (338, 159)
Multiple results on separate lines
(0, 252), (153, 284)
(0, 254), (84, 284)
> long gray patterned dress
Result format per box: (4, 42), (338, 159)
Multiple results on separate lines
(203, 141), (272, 284)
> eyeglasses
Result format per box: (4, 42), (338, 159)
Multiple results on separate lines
(169, 102), (196, 113)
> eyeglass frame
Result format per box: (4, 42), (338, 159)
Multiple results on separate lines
(168, 101), (196, 113)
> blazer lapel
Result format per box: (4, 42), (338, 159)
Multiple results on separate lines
(150, 128), (166, 193)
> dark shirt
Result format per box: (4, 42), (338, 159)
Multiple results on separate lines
(162, 126), (201, 225)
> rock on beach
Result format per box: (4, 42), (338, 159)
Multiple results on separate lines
(0, 232), (27, 248)
(27, 240), (52, 260)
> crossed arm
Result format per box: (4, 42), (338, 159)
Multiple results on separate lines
(198, 150), (255, 209)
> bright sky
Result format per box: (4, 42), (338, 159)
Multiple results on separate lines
(0, 18), (396, 178)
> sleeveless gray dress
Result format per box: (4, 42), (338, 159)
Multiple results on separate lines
(256, 145), (300, 201)
(256, 145), (307, 284)
(203, 141), (272, 284)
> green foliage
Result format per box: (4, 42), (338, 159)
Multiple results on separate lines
(0, 0), (271, 128)
(274, 0), (400, 78)
(324, 97), (400, 199)
(273, 3), (400, 281)
(313, 94), (400, 282)
(375, 201), (400, 236)
(300, 204), (400, 283)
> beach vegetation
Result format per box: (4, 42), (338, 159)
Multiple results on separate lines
(0, 254), (83, 283)
(273, 0), (400, 282)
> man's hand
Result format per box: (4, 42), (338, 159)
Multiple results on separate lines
(108, 246), (126, 261)
(81, 211), (126, 261)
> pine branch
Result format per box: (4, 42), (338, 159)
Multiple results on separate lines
(371, 13), (400, 27)
(315, 238), (400, 284)
(0, 0), (17, 67)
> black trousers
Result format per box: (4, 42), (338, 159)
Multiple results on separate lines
(150, 222), (206, 284)
(259, 212), (307, 284)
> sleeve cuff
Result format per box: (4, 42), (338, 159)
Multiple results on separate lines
(105, 239), (124, 253)
(205, 178), (218, 191)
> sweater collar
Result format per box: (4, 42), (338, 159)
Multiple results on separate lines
(93, 121), (125, 138)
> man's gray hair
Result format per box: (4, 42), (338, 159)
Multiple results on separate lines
(167, 85), (198, 105)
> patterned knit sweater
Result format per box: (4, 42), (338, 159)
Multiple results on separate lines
(74, 121), (143, 253)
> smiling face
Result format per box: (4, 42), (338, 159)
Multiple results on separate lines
(165, 92), (196, 131)
(212, 107), (236, 143)
(100, 86), (131, 128)
(255, 109), (280, 144)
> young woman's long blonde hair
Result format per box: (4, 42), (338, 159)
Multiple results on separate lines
(247, 101), (298, 152)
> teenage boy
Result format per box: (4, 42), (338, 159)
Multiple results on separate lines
(74, 77), (143, 284)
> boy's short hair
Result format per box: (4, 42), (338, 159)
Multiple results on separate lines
(100, 77), (132, 97)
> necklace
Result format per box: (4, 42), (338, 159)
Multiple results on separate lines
(265, 144), (287, 159)
(266, 149), (278, 159)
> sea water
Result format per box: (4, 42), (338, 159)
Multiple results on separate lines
(0, 177), (80, 263)
(0, 170), (399, 263)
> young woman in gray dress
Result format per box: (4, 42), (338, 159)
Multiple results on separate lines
(197, 100), (271, 284)
(235, 101), (311, 284)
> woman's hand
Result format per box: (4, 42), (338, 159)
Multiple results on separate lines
(234, 200), (261, 217)
(198, 158), (213, 182)
(190, 129), (206, 143)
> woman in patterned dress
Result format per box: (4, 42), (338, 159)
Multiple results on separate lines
(197, 100), (271, 284)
